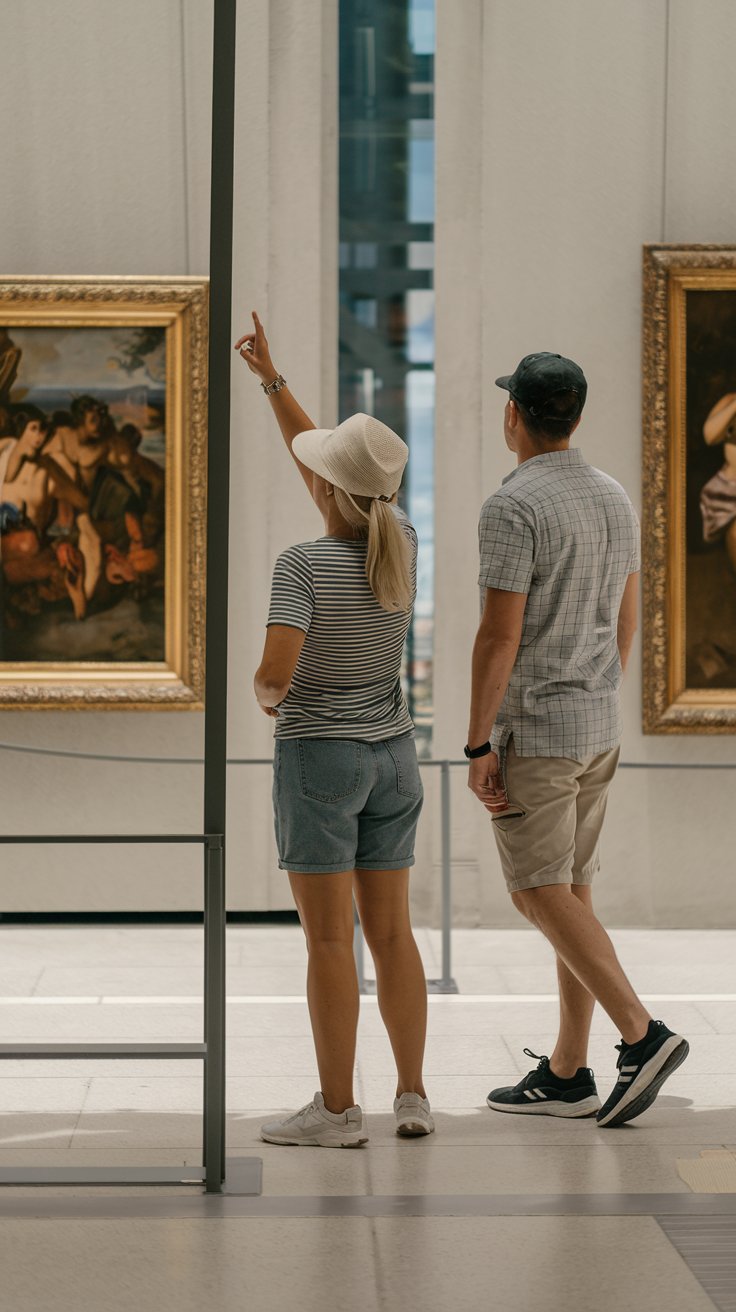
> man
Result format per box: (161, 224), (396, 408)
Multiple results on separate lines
(107, 422), (165, 544)
(466, 352), (688, 1128)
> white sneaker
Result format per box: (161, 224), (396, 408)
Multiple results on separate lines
(260, 1092), (368, 1148)
(394, 1092), (435, 1137)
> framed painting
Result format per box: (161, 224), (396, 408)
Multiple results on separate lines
(0, 277), (207, 708)
(643, 244), (736, 733)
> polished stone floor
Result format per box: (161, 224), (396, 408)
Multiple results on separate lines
(0, 925), (734, 1311)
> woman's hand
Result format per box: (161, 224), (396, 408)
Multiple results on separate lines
(234, 311), (278, 385)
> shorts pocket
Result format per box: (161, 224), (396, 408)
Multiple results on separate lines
(492, 736), (526, 826)
(296, 739), (362, 802)
(384, 735), (423, 799)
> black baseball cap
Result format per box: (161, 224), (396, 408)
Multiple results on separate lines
(495, 352), (587, 422)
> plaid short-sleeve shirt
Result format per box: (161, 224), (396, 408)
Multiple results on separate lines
(478, 448), (640, 761)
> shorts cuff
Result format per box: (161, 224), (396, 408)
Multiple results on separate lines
(278, 859), (356, 874)
(506, 869), (573, 894)
(572, 862), (598, 886)
(355, 857), (416, 871)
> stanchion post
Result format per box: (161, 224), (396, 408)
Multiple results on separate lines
(426, 761), (458, 994)
(353, 904), (366, 992)
(203, 0), (237, 1193)
(204, 835), (226, 1191)
(440, 760), (452, 986)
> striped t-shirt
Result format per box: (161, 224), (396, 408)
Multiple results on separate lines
(266, 510), (417, 740)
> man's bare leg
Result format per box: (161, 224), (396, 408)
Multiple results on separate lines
(512, 883), (650, 1045)
(549, 886), (596, 1078)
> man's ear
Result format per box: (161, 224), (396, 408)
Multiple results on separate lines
(507, 398), (518, 428)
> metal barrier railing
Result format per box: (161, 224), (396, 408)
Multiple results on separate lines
(352, 760), (461, 995)
(0, 831), (231, 1194)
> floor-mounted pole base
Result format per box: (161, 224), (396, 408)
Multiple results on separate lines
(0, 1158), (263, 1195)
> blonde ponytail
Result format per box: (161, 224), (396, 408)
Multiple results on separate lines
(333, 487), (413, 612)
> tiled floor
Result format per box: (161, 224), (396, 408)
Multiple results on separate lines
(0, 925), (734, 1311)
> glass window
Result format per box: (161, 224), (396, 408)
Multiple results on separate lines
(339, 0), (435, 754)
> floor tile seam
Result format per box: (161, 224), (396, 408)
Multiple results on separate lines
(2, 1191), (736, 1220)
(67, 1101), (87, 1150)
(368, 1214), (390, 1312)
(691, 1004), (721, 1036)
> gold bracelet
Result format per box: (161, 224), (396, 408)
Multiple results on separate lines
(261, 374), (287, 395)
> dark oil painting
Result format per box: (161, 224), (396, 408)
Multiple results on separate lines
(0, 325), (166, 663)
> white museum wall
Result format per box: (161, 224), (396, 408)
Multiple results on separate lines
(435, 0), (736, 928)
(0, 0), (211, 910)
(0, 0), (734, 925)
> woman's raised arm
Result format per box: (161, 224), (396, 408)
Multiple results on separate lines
(235, 311), (325, 508)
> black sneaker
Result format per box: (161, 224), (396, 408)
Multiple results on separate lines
(596, 1020), (689, 1128)
(486, 1049), (601, 1118)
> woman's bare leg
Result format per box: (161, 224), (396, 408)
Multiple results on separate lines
(353, 868), (427, 1098)
(288, 869), (359, 1114)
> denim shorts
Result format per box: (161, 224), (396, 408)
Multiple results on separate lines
(272, 734), (424, 874)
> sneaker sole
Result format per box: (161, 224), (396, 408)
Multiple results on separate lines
(396, 1119), (435, 1137)
(260, 1131), (368, 1148)
(597, 1036), (689, 1129)
(486, 1095), (601, 1118)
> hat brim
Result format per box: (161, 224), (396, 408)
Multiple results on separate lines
(495, 375), (513, 391)
(291, 428), (340, 486)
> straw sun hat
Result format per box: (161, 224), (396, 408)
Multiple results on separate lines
(292, 413), (408, 501)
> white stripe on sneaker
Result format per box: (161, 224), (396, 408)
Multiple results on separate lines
(523, 1090), (536, 1100)
(533, 1089), (547, 1099)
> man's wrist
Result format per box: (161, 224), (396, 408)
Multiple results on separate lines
(464, 740), (492, 760)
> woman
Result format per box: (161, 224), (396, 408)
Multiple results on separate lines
(235, 311), (433, 1148)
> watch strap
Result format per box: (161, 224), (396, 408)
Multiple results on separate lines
(464, 740), (492, 760)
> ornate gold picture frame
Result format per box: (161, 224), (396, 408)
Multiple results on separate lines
(0, 277), (207, 708)
(643, 245), (736, 733)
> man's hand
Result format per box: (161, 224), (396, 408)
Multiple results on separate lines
(257, 701), (279, 718)
(467, 751), (511, 813)
(235, 311), (278, 385)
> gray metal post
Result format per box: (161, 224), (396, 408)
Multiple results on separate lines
(202, 0), (237, 1194)
(353, 903), (371, 994)
(204, 836), (226, 1192)
(426, 761), (458, 994)
(440, 761), (453, 988)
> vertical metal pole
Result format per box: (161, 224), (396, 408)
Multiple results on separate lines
(203, 0), (237, 1194)
(353, 903), (367, 994)
(440, 761), (452, 989)
(204, 837), (226, 1192)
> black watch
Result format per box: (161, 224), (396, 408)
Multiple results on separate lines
(464, 740), (492, 760)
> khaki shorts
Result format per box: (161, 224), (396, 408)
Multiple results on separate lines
(491, 737), (620, 894)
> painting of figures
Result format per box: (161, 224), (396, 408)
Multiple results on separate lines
(0, 278), (207, 708)
(685, 290), (736, 691)
(643, 246), (736, 732)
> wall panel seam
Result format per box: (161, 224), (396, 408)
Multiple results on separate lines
(179, 0), (193, 274)
(661, 0), (671, 243)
